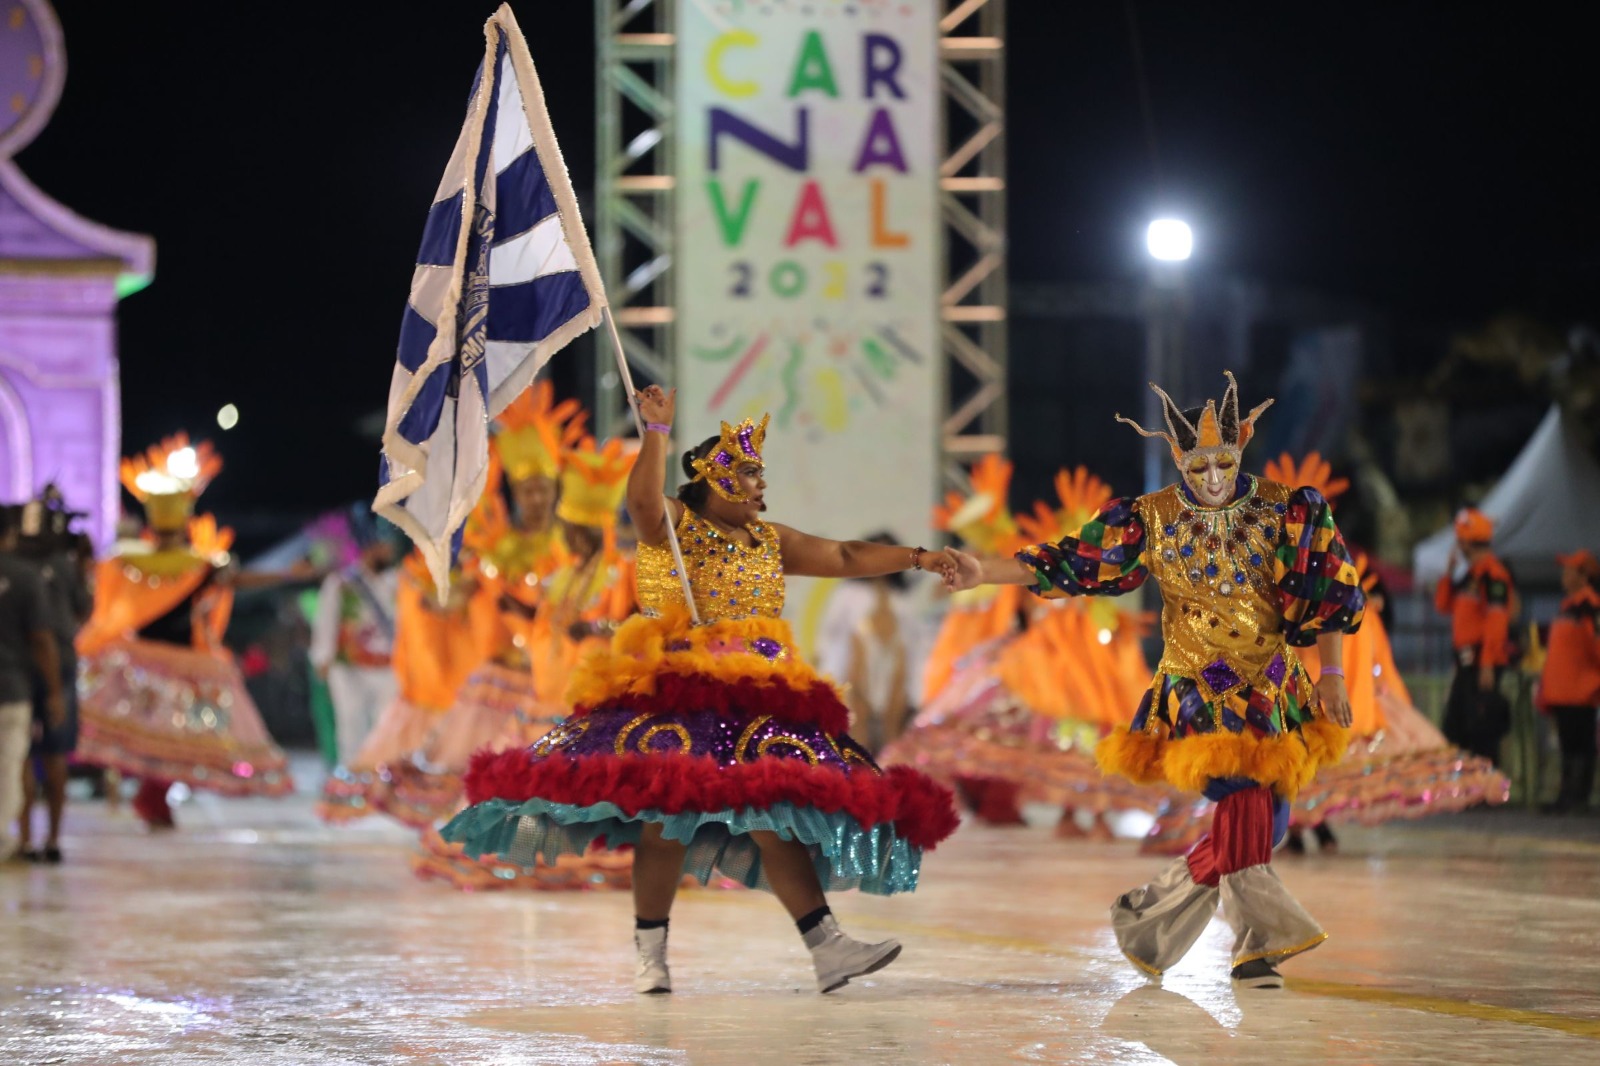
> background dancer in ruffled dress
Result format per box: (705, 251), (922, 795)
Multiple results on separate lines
(76, 436), (297, 828)
(442, 386), (960, 994)
(951, 374), (1363, 989)
(884, 465), (1169, 838)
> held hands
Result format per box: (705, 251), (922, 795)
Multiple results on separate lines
(914, 548), (959, 588)
(1317, 673), (1352, 728)
(947, 549), (984, 592)
(635, 385), (676, 427)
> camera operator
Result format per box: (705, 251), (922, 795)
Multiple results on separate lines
(0, 504), (65, 863)
(15, 493), (93, 862)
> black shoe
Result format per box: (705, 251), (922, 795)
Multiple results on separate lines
(42, 846), (62, 864)
(1231, 960), (1284, 989)
(1284, 831), (1307, 855)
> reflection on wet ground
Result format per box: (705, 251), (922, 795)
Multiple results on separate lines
(3, 782), (1597, 1064)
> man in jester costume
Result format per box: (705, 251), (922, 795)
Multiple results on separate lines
(950, 372), (1363, 988)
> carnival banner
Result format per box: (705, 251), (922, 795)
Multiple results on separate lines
(675, 0), (940, 557)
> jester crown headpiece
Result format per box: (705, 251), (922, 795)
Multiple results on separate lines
(691, 415), (769, 503)
(1115, 371), (1274, 461)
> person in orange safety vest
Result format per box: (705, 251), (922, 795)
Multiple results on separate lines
(1435, 508), (1516, 766)
(1538, 550), (1600, 812)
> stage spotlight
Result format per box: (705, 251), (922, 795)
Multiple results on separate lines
(1146, 218), (1193, 261)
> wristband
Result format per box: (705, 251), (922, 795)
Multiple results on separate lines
(910, 546), (926, 571)
(1320, 666), (1345, 678)
(645, 422), (672, 436)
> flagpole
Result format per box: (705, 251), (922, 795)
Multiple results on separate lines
(602, 306), (701, 625)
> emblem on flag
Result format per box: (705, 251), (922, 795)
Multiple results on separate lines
(375, 3), (606, 596)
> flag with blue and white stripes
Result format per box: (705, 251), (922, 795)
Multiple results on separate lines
(375, 3), (605, 596)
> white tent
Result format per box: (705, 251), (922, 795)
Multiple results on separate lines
(1413, 405), (1600, 586)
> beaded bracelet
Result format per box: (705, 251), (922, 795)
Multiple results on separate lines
(645, 422), (672, 436)
(910, 546), (927, 571)
(1320, 665), (1345, 678)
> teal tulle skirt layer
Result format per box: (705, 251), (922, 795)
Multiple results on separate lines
(440, 798), (926, 896)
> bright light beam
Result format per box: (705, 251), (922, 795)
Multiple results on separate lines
(1146, 219), (1193, 262)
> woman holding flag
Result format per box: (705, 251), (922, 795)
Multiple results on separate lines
(442, 385), (961, 995)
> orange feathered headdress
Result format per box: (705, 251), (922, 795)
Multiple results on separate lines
(1263, 451), (1349, 504)
(557, 437), (635, 530)
(934, 453), (1022, 554)
(120, 434), (223, 532)
(1016, 466), (1114, 545)
(493, 381), (587, 483)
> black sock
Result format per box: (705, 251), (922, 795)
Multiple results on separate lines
(635, 916), (669, 931)
(796, 905), (832, 936)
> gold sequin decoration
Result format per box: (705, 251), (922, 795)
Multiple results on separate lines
(637, 723), (693, 755)
(531, 717), (591, 757)
(1140, 479), (1296, 699)
(756, 734), (820, 766)
(735, 715), (773, 761)
(636, 510), (786, 622)
(613, 711), (659, 755)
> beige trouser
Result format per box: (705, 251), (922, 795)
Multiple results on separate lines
(1111, 856), (1326, 974)
(0, 700), (31, 860)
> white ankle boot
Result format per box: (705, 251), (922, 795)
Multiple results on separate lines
(634, 926), (671, 994)
(803, 914), (901, 993)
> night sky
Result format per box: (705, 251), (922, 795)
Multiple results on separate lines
(17, 2), (1598, 547)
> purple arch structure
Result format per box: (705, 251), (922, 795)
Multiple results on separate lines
(0, 0), (155, 546)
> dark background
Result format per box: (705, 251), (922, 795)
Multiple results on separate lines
(18, 2), (1598, 550)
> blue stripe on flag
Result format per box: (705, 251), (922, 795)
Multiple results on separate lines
(416, 191), (465, 267)
(396, 362), (453, 445)
(396, 304), (436, 374)
(493, 148), (558, 241)
(485, 272), (591, 343)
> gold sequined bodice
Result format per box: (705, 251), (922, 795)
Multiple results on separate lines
(1139, 477), (1294, 698)
(635, 509), (785, 621)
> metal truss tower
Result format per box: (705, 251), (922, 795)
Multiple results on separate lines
(593, 0), (1008, 481)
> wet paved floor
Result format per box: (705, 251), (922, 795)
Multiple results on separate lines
(3, 775), (1598, 1064)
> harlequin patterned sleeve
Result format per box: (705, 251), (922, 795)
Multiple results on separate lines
(1015, 496), (1149, 599)
(1273, 487), (1366, 646)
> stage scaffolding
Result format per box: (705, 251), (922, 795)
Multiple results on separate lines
(593, 0), (1007, 489)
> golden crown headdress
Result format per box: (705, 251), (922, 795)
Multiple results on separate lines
(494, 381), (587, 483)
(1115, 371), (1274, 460)
(120, 434), (222, 532)
(933, 453), (1022, 554)
(557, 437), (635, 529)
(690, 415), (768, 503)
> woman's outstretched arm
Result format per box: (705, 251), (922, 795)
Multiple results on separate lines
(771, 524), (956, 582)
(626, 386), (683, 548)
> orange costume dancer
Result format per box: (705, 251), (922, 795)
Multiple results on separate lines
(77, 436), (292, 827)
(413, 436), (641, 890)
(384, 383), (586, 828)
(1436, 508), (1516, 766)
(1537, 550), (1600, 813)
(883, 466), (1172, 834)
(316, 549), (478, 822)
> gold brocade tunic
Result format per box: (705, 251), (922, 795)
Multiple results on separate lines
(1016, 476), (1367, 797)
(636, 509), (785, 622)
(1139, 479), (1298, 707)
